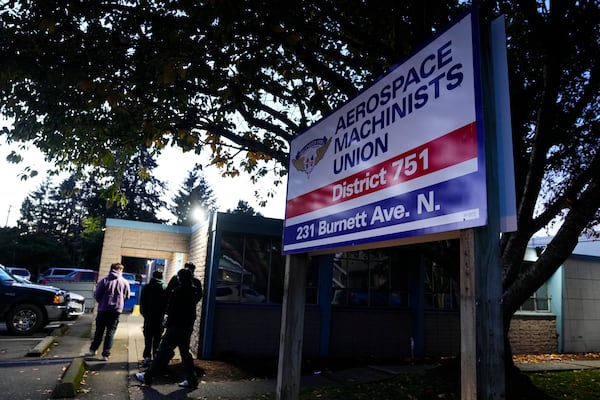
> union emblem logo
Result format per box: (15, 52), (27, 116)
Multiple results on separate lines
(291, 136), (332, 178)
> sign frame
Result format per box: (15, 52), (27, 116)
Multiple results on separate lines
(283, 9), (486, 254)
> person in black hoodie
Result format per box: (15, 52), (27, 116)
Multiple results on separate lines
(165, 262), (203, 299)
(139, 270), (167, 367)
(135, 268), (201, 388)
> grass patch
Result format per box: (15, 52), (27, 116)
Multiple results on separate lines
(300, 370), (457, 399)
(529, 369), (600, 400)
(223, 356), (600, 400)
(256, 366), (600, 399)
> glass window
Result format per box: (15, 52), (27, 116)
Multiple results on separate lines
(332, 248), (409, 307)
(517, 261), (551, 313)
(519, 283), (551, 312)
(424, 260), (458, 310)
(218, 233), (289, 304)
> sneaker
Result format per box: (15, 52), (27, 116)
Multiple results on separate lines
(178, 380), (198, 389)
(84, 350), (97, 357)
(135, 372), (148, 385)
(135, 372), (153, 385)
(102, 355), (110, 361)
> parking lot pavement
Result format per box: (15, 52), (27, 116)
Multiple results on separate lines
(0, 360), (71, 398)
(0, 322), (61, 360)
(0, 320), (81, 399)
(0, 312), (128, 400)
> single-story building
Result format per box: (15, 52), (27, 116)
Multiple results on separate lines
(510, 237), (600, 354)
(97, 214), (599, 360)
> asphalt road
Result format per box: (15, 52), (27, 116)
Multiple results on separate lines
(0, 321), (75, 399)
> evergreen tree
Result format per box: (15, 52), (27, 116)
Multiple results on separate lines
(109, 148), (166, 222)
(10, 232), (71, 278)
(80, 175), (107, 220)
(227, 200), (262, 217)
(52, 175), (86, 262)
(18, 178), (59, 238)
(17, 175), (89, 266)
(172, 169), (216, 225)
(79, 216), (104, 269)
(82, 147), (167, 223)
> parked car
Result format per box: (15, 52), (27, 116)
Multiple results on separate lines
(39, 268), (97, 284)
(7, 267), (31, 281)
(216, 284), (266, 303)
(0, 264), (70, 335)
(65, 291), (85, 319)
(1, 266), (85, 320)
(38, 267), (81, 283)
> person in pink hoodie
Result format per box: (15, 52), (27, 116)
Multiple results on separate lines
(85, 262), (131, 361)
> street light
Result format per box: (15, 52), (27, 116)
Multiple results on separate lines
(4, 205), (14, 227)
(192, 207), (208, 223)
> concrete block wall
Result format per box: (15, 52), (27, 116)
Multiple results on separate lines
(99, 224), (190, 280)
(98, 227), (125, 279)
(98, 219), (212, 358)
(98, 220), (192, 317)
(509, 315), (557, 354)
(188, 221), (211, 358)
(188, 221), (210, 284)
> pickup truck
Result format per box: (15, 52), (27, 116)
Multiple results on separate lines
(0, 265), (70, 335)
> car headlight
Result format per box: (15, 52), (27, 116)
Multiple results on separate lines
(53, 294), (66, 304)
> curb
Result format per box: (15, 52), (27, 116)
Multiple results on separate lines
(26, 323), (70, 357)
(51, 323), (70, 337)
(27, 336), (57, 357)
(52, 357), (87, 398)
(28, 323), (89, 398)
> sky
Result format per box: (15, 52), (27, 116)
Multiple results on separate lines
(0, 127), (287, 227)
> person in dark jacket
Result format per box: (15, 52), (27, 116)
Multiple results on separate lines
(139, 270), (167, 367)
(166, 261), (203, 300)
(135, 268), (202, 388)
(85, 262), (131, 361)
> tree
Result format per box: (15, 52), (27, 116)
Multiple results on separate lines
(17, 175), (96, 267)
(1, 0), (599, 377)
(89, 147), (168, 223)
(52, 175), (86, 262)
(0, 227), (71, 279)
(79, 216), (105, 269)
(171, 169), (216, 225)
(0, 1), (464, 198)
(0, 227), (20, 266)
(227, 200), (262, 217)
(18, 178), (62, 238)
(496, 0), (599, 361)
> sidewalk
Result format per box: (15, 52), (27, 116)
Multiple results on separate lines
(49, 312), (600, 399)
(47, 312), (412, 399)
(124, 312), (428, 399)
(126, 311), (278, 399)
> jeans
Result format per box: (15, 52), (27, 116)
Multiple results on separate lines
(90, 310), (120, 357)
(145, 325), (196, 385)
